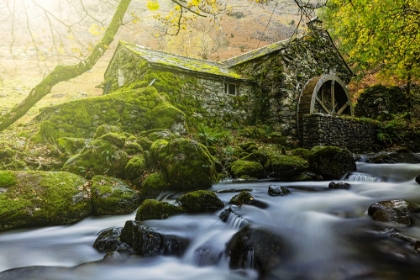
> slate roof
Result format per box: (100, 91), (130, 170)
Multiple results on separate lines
(120, 41), (245, 80)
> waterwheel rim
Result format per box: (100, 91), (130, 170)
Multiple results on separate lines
(297, 74), (353, 141)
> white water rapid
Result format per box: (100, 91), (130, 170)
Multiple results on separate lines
(1, 162), (420, 279)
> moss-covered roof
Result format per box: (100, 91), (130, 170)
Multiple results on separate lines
(120, 41), (245, 80)
(222, 38), (291, 67)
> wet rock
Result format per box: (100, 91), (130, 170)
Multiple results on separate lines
(366, 147), (420, 164)
(229, 191), (268, 208)
(152, 138), (216, 191)
(120, 220), (189, 257)
(135, 199), (185, 221)
(265, 154), (308, 180)
(416, 175), (420, 185)
(308, 145), (356, 179)
(93, 227), (134, 253)
(0, 171), (91, 232)
(91, 175), (140, 215)
(328, 181), (351, 190)
(368, 199), (420, 225)
(226, 225), (288, 275)
(178, 190), (224, 213)
(230, 160), (266, 179)
(268, 185), (291, 196)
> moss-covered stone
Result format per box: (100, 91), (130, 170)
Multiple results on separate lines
(137, 136), (153, 151)
(265, 154), (309, 180)
(290, 148), (310, 160)
(178, 190), (224, 213)
(91, 175), (140, 215)
(124, 154), (147, 181)
(230, 160), (266, 179)
(230, 191), (254, 205)
(155, 138), (217, 191)
(62, 138), (129, 179)
(0, 170), (17, 188)
(140, 172), (170, 200)
(33, 87), (187, 143)
(0, 171), (92, 232)
(308, 145), (356, 179)
(94, 125), (123, 139)
(135, 199), (185, 221)
(57, 137), (88, 156)
(99, 133), (127, 148)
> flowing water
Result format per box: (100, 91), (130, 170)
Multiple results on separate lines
(1, 162), (420, 279)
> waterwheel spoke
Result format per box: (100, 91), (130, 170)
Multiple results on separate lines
(330, 81), (335, 114)
(316, 97), (330, 114)
(336, 103), (349, 115)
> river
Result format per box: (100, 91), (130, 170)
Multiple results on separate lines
(1, 162), (420, 279)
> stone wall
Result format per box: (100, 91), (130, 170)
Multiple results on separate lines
(104, 45), (255, 128)
(302, 114), (381, 153)
(230, 28), (353, 143)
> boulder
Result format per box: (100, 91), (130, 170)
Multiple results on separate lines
(135, 199), (185, 221)
(0, 171), (92, 232)
(62, 137), (129, 179)
(124, 154), (147, 181)
(91, 175), (140, 215)
(265, 154), (309, 180)
(153, 138), (217, 191)
(230, 160), (266, 179)
(268, 185), (291, 196)
(178, 190), (224, 213)
(93, 227), (134, 253)
(328, 181), (351, 190)
(120, 220), (189, 257)
(368, 199), (420, 225)
(226, 225), (288, 274)
(140, 172), (170, 200)
(229, 191), (267, 208)
(308, 146), (356, 179)
(366, 147), (420, 164)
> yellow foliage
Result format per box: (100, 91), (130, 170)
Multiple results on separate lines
(146, 0), (160, 11)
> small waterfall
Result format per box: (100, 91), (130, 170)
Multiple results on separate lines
(344, 172), (379, 182)
(245, 247), (255, 269)
(226, 211), (248, 229)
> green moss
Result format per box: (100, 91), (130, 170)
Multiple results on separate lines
(99, 133), (127, 148)
(124, 154), (147, 181)
(265, 154), (309, 180)
(0, 171), (92, 232)
(229, 191), (254, 206)
(94, 125), (123, 139)
(0, 171), (17, 188)
(135, 199), (185, 221)
(230, 160), (265, 179)
(57, 137), (87, 156)
(140, 172), (170, 201)
(290, 148), (310, 160)
(178, 190), (224, 213)
(91, 175), (140, 215)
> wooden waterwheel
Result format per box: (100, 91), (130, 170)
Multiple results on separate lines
(297, 74), (353, 139)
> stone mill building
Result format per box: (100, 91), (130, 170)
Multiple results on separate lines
(104, 21), (364, 149)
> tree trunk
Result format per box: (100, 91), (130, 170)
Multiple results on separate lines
(0, 0), (132, 132)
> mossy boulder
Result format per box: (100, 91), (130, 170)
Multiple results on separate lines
(57, 137), (88, 156)
(178, 190), (224, 213)
(91, 175), (140, 215)
(265, 154), (309, 180)
(308, 146), (356, 179)
(124, 154), (147, 181)
(0, 171), (92, 232)
(140, 172), (170, 200)
(154, 138), (217, 191)
(230, 160), (266, 179)
(135, 199), (185, 221)
(33, 87), (187, 142)
(93, 124), (123, 139)
(229, 191), (267, 208)
(62, 137), (129, 179)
